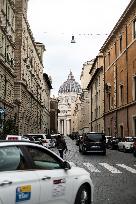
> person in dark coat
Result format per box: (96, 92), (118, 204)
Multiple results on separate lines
(56, 135), (67, 159)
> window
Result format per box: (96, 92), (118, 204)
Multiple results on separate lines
(119, 34), (122, 53)
(108, 93), (111, 110)
(0, 146), (28, 171)
(133, 76), (136, 101)
(133, 19), (136, 39)
(134, 117), (136, 136)
(120, 84), (123, 104)
(26, 146), (62, 170)
(108, 52), (110, 66)
(120, 125), (124, 137)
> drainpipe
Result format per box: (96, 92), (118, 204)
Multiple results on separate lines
(126, 25), (129, 136)
(103, 54), (106, 134)
(115, 42), (118, 137)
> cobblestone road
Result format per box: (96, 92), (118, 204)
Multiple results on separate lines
(52, 136), (136, 204)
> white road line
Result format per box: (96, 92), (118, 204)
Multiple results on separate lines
(99, 163), (122, 174)
(134, 164), (136, 167)
(117, 164), (136, 174)
(83, 163), (100, 173)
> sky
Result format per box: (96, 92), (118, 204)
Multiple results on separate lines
(27, 0), (130, 96)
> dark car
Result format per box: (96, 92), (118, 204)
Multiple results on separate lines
(133, 137), (136, 157)
(79, 132), (106, 155)
(107, 137), (122, 150)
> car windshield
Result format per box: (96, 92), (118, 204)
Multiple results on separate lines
(27, 135), (44, 140)
(86, 133), (104, 142)
(125, 138), (134, 142)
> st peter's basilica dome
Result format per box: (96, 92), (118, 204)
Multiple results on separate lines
(58, 71), (81, 94)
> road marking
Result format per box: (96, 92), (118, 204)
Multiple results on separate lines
(99, 163), (122, 174)
(117, 164), (136, 174)
(83, 162), (100, 173)
(134, 164), (136, 167)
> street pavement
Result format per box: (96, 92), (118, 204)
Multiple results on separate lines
(52, 136), (136, 204)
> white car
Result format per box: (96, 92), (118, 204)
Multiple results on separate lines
(23, 134), (54, 148)
(118, 137), (134, 152)
(0, 141), (93, 204)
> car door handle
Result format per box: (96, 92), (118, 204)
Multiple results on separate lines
(41, 176), (51, 180)
(0, 180), (12, 186)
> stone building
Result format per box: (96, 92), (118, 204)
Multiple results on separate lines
(71, 93), (81, 134)
(50, 96), (59, 134)
(87, 53), (104, 133)
(13, 0), (52, 134)
(100, 0), (136, 137)
(79, 60), (94, 134)
(0, 0), (15, 131)
(58, 71), (81, 136)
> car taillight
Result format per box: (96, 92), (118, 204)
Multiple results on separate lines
(8, 137), (18, 140)
(133, 141), (136, 147)
(42, 140), (48, 143)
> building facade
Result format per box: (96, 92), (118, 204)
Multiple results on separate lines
(14, 0), (52, 134)
(100, 0), (136, 137)
(50, 96), (59, 134)
(0, 0), (15, 132)
(58, 71), (81, 136)
(87, 53), (104, 133)
(0, 0), (52, 136)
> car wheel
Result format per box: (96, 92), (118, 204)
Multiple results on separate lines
(123, 146), (126, 153)
(102, 151), (106, 155)
(82, 146), (86, 154)
(133, 150), (136, 157)
(79, 144), (82, 152)
(74, 184), (91, 204)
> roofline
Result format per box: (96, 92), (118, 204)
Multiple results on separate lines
(100, 0), (135, 52)
(87, 66), (103, 89)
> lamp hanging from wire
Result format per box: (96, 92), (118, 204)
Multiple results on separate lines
(71, 35), (76, 43)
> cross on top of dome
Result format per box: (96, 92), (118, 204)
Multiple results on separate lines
(68, 70), (75, 81)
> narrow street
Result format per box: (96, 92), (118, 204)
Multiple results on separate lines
(53, 136), (136, 204)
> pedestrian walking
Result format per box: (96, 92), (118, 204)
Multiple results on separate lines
(56, 135), (67, 159)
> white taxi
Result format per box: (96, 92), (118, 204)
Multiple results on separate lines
(0, 141), (93, 204)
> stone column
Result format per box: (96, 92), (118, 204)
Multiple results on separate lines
(64, 119), (67, 136)
(66, 119), (70, 135)
(58, 119), (61, 133)
(61, 120), (64, 135)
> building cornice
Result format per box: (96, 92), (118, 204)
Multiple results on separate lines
(23, 14), (45, 67)
(100, 0), (136, 52)
(87, 66), (103, 89)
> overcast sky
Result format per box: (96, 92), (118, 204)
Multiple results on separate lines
(27, 0), (130, 96)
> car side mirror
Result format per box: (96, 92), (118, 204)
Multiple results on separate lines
(63, 161), (71, 170)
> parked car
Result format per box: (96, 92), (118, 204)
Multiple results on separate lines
(133, 137), (136, 157)
(0, 140), (93, 204)
(107, 137), (122, 150)
(118, 137), (134, 152)
(23, 134), (54, 148)
(50, 133), (62, 146)
(79, 132), (106, 155)
(105, 136), (112, 148)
